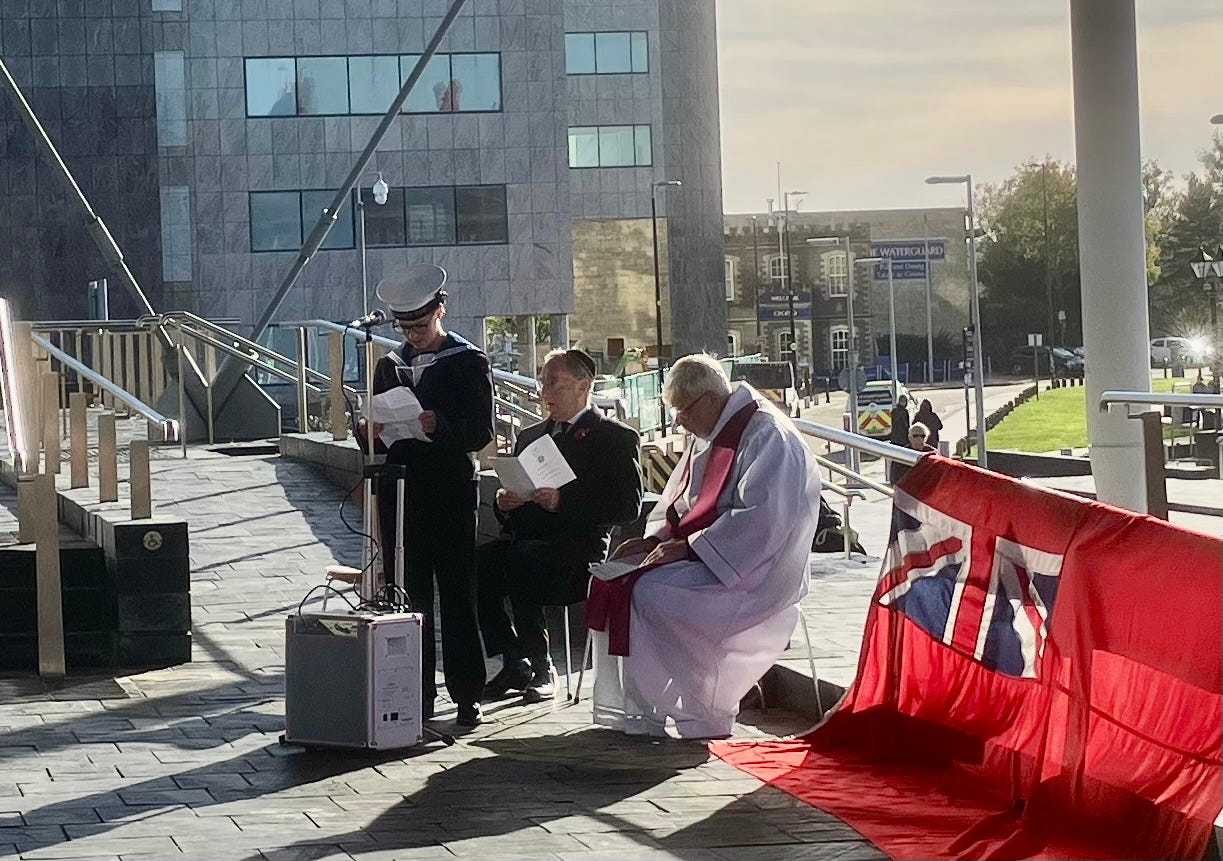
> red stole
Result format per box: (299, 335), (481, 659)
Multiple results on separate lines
(585, 400), (759, 656)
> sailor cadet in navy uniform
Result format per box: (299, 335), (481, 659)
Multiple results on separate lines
(358, 265), (494, 728)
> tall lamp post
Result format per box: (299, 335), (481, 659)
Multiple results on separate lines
(807, 235), (861, 471)
(926, 173), (988, 469)
(651, 179), (682, 430)
(751, 215), (762, 344)
(1190, 246), (1223, 375)
(779, 190), (807, 391)
(854, 256), (898, 400)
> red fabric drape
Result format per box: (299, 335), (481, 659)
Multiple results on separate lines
(713, 457), (1222, 860)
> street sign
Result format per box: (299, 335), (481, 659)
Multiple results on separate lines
(870, 239), (948, 280)
(758, 307), (812, 321)
(838, 366), (868, 393)
(1027, 333), (1043, 346)
(962, 325), (975, 370)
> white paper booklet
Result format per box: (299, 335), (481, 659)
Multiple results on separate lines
(363, 388), (431, 445)
(491, 432), (577, 498)
(589, 553), (648, 581)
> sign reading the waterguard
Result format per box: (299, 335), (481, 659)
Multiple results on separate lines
(869, 239), (947, 280)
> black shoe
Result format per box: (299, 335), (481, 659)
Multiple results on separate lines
(456, 702), (482, 727)
(521, 662), (557, 704)
(422, 699), (434, 721)
(483, 658), (532, 700)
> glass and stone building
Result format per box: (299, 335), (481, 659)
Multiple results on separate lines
(0, 0), (726, 365)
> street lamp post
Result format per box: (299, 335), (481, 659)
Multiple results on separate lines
(854, 256), (897, 400)
(808, 235), (860, 472)
(781, 190), (807, 393)
(751, 215), (762, 343)
(651, 179), (682, 430)
(1190, 246), (1223, 376)
(926, 174), (988, 468)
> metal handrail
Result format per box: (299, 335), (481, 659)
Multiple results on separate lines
(821, 482), (867, 501)
(1100, 390), (1223, 413)
(813, 452), (895, 497)
(33, 318), (242, 332)
(794, 418), (921, 466)
(170, 323), (325, 394)
(30, 333), (178, 442)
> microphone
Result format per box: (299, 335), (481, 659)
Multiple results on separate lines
(346, 309), (387, 329)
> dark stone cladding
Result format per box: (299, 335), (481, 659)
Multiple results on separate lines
(0, 0), (162, 321)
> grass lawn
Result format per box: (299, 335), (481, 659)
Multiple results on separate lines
(981, 376), (1197, 453)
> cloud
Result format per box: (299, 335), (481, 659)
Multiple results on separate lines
(718, 0), (1221, 212)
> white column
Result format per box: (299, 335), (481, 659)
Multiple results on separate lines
(550, 314), (570, 349)
(519, 315), (537, 378)
(1070, 0), (1150, 512)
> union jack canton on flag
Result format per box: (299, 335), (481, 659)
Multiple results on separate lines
(873, 489), (1065, 679)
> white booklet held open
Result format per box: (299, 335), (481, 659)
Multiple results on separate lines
(491, 432), (577, 499)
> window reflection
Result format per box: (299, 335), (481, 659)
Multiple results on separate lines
(348, 55), (400, 115)
(249, 191), (301, 250)
(568, 127), (599, 168)
(594, 33), (631, 74)
(297, 57), (349, 115)
(450, 54), (501, 112)
(360, 186), (406, 247)
(455, 185), (507, 244)
(246, 58), (296, 116)
(564, 31), (649, 74)
(564, 33), (595, 74)
(301, 190), (354, 250)
(402, 54), (454, 113)
(404, 186), (456, 245)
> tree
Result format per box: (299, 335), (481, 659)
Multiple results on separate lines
(975, 159), (1081, 354)
(1148, 134), (1223, 338)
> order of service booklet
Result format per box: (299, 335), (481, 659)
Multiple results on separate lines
(491, 432), (577, 499)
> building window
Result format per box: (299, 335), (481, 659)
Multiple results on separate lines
(300, 190), (354, 250)
(768, 254), (790, 282)
(159, 186), (191, 282)
(297, 56), (349, 115)
(567, 125), (652, 168)
(565, 31), (649, 74)
(245, 54), (502, 118)
(245, 58), (297, 117)
(348, 55), (399, 115)
(830, 326), (850, 370)
(455, 185), (508, 244)
(724, 257), (737, 302)
(777, 330), (795, 363)
(252, 185), (508, 252)
(727, 331), (740, 357)
(249, 191), (302, 251)
(361, 187), (406, 247)
(405, 186), (456, 246)
(823, 250), (847, 296)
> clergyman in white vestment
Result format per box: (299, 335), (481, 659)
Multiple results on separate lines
(590, 354), (821, 739)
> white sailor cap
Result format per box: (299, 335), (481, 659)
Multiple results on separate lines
(375, 265), (448, 320)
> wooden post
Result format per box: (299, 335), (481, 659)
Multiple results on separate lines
(32, 473), (66, 677)
(16, 477), (35, 543)
(139, 332), (153, 403)
(99, 332), (112, 408)
(205, 342), (216, 444)
(98, 412), (118, 503)
(119, 334), (135, 416)
(130, 439), (152, 519)
(69, 393), (88, 488)
(40, 372), (60, 475)
(328, 332), (347, 441)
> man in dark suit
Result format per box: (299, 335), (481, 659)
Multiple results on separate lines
(478, 349), (643, 703)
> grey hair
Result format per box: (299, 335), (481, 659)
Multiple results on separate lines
(910, 421), (930, 436)
(664, 353), (731, 406)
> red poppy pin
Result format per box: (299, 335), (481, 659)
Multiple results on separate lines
(573, 427), (590, 440)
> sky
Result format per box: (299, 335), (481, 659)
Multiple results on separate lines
(716, 0), (1222, 214)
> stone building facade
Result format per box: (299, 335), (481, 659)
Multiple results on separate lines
(0, 0), (725, 367)
(723, 207), (970, 380)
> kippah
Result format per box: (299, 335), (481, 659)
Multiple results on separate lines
(567, 349), (597, 378)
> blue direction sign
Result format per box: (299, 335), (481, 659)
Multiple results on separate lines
(870, 239), (947, 280)
(757, 291), (812, 322)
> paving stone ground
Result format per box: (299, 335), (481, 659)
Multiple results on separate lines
(0, 437), (887, 861)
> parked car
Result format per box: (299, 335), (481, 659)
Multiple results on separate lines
(1150, 336), (1210, 366)
(729, 361), (798, 416)
(855, 380), (912, 439)
(1008, 345), (1084, 377)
